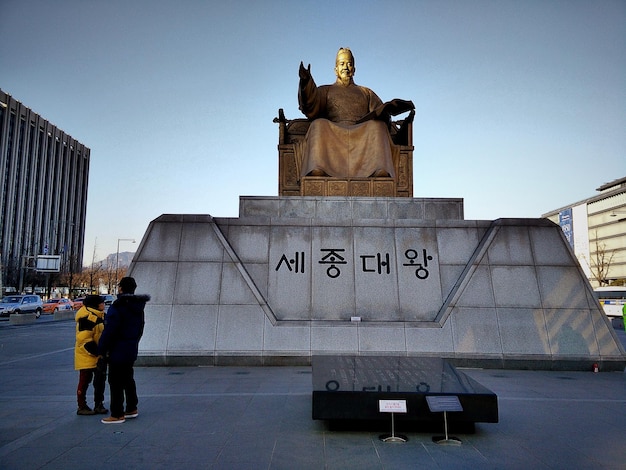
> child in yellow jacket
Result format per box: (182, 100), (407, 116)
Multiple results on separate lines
(75, 295), (108, 415)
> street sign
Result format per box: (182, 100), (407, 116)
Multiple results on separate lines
(36, 255), (61, 272)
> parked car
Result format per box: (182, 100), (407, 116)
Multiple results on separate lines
(101, 294), (115, 309)
(0, 295), (44, 318)
(72, 295), (114, 312)
(42, 298), (74, 314)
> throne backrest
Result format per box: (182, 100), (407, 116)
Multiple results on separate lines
(275, 109), (414, 197)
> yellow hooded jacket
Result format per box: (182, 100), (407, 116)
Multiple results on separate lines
(74, 305), (105, 370)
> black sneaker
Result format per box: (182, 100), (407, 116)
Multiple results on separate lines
(94, 404), (109, 414)
(77, 407), (95, 416)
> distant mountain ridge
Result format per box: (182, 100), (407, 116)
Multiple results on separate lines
(99, 251), (135, 267)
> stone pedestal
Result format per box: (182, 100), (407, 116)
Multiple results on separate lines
(128, 196), (626, 370)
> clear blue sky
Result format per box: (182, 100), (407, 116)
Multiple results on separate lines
(1, 0), (625, 265)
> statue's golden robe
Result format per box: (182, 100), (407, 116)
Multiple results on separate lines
(298, 80), (396, 178)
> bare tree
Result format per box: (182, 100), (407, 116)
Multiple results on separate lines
(83, 240), (104, 293)
(101, 255), (117, 293)
(590, 230), (615, 286)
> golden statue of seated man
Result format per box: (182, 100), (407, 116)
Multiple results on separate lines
(298, 47), (414, 178)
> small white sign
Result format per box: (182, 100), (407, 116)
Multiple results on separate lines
(379, 399), (407, 413)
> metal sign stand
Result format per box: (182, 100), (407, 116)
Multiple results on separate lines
(380, 412), (407, 443)
(378, 399), (408, 443)
(426, 395), (463, 445)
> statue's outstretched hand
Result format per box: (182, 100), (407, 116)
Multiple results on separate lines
(299, 61), (311, 81)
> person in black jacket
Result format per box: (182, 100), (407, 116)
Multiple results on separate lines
(98, 277), (149, 424)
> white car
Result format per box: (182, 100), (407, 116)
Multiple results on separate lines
(0, 295), (44, 318)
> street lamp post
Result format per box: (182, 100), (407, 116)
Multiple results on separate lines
(116, 238), (136, 293)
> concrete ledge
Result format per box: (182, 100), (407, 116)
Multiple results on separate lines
(136, 355), (216, 367)
(136, 353), (626, 371)
(9, 313), (37, 325)
(136, 354), (312, 367)
(53, 310), (75, 321)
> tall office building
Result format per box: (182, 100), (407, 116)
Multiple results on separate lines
(0, 89), (89, 291)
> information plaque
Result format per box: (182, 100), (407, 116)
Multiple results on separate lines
(426, 395), (463, 413)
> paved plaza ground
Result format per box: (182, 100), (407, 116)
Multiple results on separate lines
(0, 316), (624, 469)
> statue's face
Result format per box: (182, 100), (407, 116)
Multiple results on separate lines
(335, 52), (355, 82)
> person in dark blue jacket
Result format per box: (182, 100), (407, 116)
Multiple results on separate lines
(98, 277), (149, 424)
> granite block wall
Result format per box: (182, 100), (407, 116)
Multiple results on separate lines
(129, 197), (626, 370)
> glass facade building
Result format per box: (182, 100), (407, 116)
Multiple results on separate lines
(0, 89), (89, 291)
